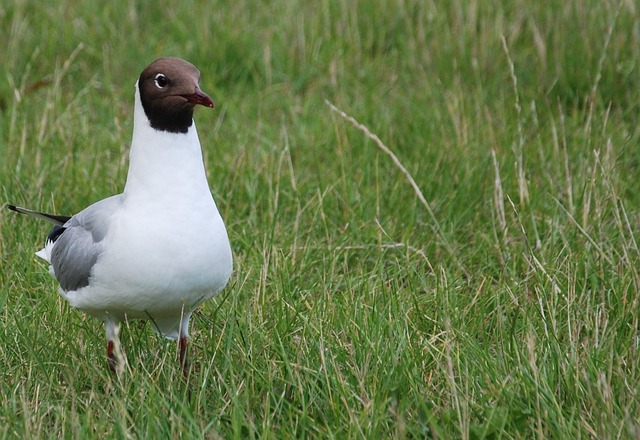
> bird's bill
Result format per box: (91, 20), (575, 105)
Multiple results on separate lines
(182, 88), (215, 108)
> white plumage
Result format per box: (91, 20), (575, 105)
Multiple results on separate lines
(9, 57), (232, 375)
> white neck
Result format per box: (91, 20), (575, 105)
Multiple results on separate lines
(123, 83), (213, 207)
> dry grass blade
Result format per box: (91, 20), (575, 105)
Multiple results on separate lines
(325, 101), (429, 210)
(325, 100), (468, 278)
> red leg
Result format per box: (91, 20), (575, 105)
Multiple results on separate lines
(179, 336), (189, 377)
(107, 340), (117, 374)
(105, 319), (122, 374)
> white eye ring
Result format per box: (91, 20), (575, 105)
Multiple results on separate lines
(154, 73), (168, 89)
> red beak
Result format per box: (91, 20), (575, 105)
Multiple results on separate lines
(183, 88), (215, 108)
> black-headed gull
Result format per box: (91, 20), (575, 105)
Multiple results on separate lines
(8, 57), (233, 376)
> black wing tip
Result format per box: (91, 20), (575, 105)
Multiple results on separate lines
(5, 204), (72, 226)
(47, 224), (66, 243)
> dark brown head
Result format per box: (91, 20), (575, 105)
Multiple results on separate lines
(138, 57), (215, 134)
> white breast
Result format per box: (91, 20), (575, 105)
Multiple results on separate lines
(60, 87), (233, 320)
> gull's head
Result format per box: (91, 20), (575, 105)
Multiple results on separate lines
(138, 57), (215, 134)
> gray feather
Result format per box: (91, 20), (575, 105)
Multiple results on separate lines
(49, 195), (123, 292)
(51, 227), (102, 291)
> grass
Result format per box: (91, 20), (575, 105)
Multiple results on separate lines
(1, 0), (640, 437)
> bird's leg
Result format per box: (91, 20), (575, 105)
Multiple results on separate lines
(179, 336), (189, 377)
(178, 311), (191, 378)
(107, 340), (118, 374)
(105, 318), (123, 375)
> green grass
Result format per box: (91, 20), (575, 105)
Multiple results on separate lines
(1, 0), (640, 437)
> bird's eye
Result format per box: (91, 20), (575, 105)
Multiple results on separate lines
(154, 73), (168, 89)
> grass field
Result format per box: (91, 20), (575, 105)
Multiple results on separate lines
(1, 0), (640, 438)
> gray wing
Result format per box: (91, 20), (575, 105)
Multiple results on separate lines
(51, 195), (123, 292)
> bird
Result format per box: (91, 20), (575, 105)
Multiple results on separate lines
(7, 57), (233, 376)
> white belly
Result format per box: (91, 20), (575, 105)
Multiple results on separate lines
(62, 203), (233, 320)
